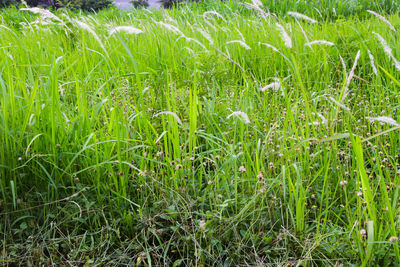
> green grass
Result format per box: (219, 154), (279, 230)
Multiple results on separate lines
(1, 0), (400, 265)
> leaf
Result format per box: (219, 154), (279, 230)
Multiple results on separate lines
(173, 259), (184, 267)
(379, 65), (400, 87)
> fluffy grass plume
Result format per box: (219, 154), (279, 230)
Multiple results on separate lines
(342, 50), (361, 101)
(305, 40), (334, 47)
(154, 111), (183, 125)
(368, 50), (379, 76)
(20, 7), (64, 24)
(373, 32), (400, 70)
(287, 11), (317, 23)
(227, 111), (251, 124)
(226, 40), (251, 50)
(367, 10), (395, 31)
(260, 80), (281, 92)
(109, 26), (143, 35)
(366, 116), (400, 126)
(276, 23), (292, 48)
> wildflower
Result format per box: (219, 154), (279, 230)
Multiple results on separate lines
(360, 229), (367, 239)
(176, 164), (183, 170)
(389, 236), (398, 242)
(199, 220), (206, 231)
(340, 180), (348, 186)
(239, 166), (247, 173)
(357, 192), (363, 197)
(257, 171), (264, 181)
(269, 162), (275, 169)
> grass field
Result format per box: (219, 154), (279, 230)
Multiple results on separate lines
(1, 0), (400, 265)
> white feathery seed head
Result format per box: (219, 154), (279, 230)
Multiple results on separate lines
(20, 7), (64, 24)
(261, 80), (281, 92)
(367, 50), (378, 76)
(366, 116), (400, 127)
(373, 32), (400, 71)
(342, 50), (361, 102)
(227, 111), (251, 124)
(367, 10), (395, 31)
(258, 42), (280, 53)
(109, 26), (143, 36)
(252, 0), (263, 8)
(328, 96), (350, 111)
(197, 27), (213, 44)
(154, 111), (183, 125)
(340, 55), (347, 77)
(75, 19), (106, 52)
(309, 112), (327, 126)
(157, 21), (183, 35)
(227, 40), (251, 50)
(276, 23), (292, 48)
(287, 11), (317, 23)
(203, 10), (226, 22)
(305, 40), (334, 47)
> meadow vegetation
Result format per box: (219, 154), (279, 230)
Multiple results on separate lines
(1, 0), (400, 265)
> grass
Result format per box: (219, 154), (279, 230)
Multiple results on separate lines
(1, 0), (400, 265)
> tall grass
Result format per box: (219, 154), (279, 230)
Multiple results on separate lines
(1, 0), (400, 265)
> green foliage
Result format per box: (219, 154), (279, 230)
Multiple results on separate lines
(130, 0), (149, 9)
(69, 0), (113, 11)
(0, 0), (113, 11)
(0, 0), (18, 7)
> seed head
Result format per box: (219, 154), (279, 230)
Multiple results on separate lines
(239, 166), (247, 173)
(176, 164), (183, 170)
(360, 229), (367, 238)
